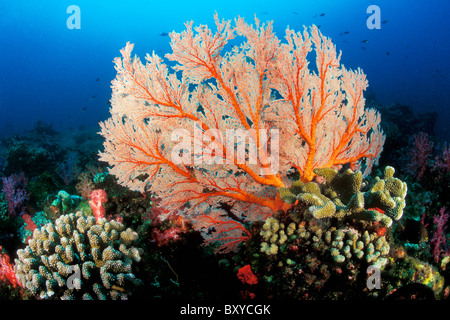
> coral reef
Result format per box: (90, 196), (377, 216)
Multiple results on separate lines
(278, 166), (407, 228)
(50, 190), (83, 215)
(232, 165), (449, 300)
(0, 14), (449, 304)
(14, 211), (143, 299)
(1, 172), (28, 216)
(260, 214), (390, 267)
(99, 15), (385, 253)
(384, 254), (445, 299)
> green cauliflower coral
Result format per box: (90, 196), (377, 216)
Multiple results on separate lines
(278, 166), (407, 227)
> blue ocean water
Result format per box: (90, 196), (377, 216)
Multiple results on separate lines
(0, 0), (449, 140)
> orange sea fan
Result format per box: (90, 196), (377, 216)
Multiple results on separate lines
(98, 14), (385, 252)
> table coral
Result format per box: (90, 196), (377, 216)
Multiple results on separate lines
(14, 211), (142, 299)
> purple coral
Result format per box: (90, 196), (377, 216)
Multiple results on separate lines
(430, 206), (449, 264)
(1, 172), (28, 216)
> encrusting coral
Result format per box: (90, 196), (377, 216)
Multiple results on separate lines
(14, 211), (143, 299)
(278, 166), (407, 227)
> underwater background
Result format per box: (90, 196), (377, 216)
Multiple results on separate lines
(1, 0), (449, 140)
(0, 0), (449, 308)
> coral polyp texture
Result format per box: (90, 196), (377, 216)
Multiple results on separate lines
(278, 166), (407, 227)
(260, 214), (390, 267)
(14, 211), (143, 300)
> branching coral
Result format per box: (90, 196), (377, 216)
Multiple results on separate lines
(14, 211), (142, 300)
(98, 14), (385, 252)
(259, 213), (390, 268)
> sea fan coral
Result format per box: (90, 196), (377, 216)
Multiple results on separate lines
(99, 14), (385, 252)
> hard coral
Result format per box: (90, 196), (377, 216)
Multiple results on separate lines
(279, 166), (407, 227)
(14, 211), (142, 300)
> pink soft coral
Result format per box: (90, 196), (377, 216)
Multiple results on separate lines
(430, 206), (449, 264)
(89, 189), (108, 221)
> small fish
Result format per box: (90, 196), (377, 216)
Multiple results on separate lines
(160, 32), (169, 37)
(344, 31), (349, 34)
(261, 11), (269, 15)
(292, 11), (298, 15)
(386, 51), (390, 56)
(320, 13), (325, 17)
(382, 19), (388, 24)
(361, 46), (366, 50)
(91, 95), (96, 100)
(95, 78), (100, 82)
(82, 107), (87, 111)
(361, 40), (369, 43)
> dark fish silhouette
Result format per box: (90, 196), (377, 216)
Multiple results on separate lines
(292, 11), (298, 15)
(160, 32), (169, 37)
(386, 51), (390, 56)
(95, 78), (100, 82)
(382, 19), (388, 24)
(91, 95), (96, 100)
(344, 31), (349, 34)
(361, 46), (366, 50)
(82, 107), (87, 111)
(261, 11), (269, 15)
(361, 40), (369, 43)
(320, 13), (325, 16)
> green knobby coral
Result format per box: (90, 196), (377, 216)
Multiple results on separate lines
(14, 211), (143, 300)
(259, 214), (390, 267)
(278, 166), (407, 227)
